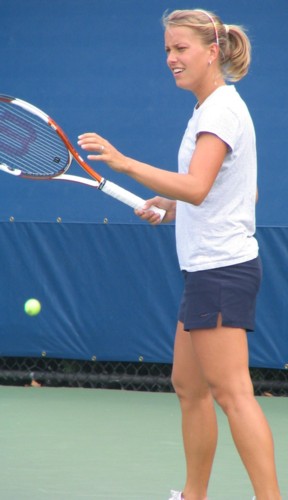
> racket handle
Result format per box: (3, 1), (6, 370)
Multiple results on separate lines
(101, 180), (166, 221)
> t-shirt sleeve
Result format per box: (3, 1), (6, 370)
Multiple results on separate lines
(195, 105), (240, 151)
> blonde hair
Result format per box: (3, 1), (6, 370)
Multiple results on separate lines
(162, 9), (251, 82)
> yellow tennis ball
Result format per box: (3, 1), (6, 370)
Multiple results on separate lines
(24, 298), (41, 316)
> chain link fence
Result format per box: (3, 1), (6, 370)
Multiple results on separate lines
(0, 357), (287, 396)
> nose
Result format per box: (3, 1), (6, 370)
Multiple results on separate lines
(167, 51), (177, 67)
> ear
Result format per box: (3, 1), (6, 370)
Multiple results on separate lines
(208, 43), (220, 63)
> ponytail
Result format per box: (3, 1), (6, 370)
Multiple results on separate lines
(221, 24), (251, 81)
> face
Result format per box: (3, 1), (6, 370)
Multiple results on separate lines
(165, 26), (213, 94)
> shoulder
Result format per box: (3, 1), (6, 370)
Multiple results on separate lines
(195, 88), (242, 149)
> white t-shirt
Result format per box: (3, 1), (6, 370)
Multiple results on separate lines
(176, 85), (259, 272)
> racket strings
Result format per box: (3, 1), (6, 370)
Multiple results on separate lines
(0, 103), (70, 177)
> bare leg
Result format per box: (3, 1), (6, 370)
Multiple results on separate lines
(172, 321), (218, 499)
(189, 316), (281, 500)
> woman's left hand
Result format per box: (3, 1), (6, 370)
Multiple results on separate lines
(78, 132), (129, 173)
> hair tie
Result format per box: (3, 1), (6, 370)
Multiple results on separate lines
(224, 24), (229, 34)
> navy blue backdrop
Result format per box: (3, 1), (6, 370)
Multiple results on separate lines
(0, 0), (287, 368)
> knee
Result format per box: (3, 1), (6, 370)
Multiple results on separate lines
(210, 387), (231, 414)
(171, 368), (191, 399)
(211, 384), (254, 415)
(171, 370), (210, 406)
(171, 373), (186, 401)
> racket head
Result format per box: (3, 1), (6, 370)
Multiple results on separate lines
(0, 95), (72, 179)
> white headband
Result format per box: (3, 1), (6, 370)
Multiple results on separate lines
(197, 10), (219, 46)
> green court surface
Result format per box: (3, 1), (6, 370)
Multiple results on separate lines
(0, 386), (287, 499)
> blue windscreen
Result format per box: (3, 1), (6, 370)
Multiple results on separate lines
(0, 0), (287, 368)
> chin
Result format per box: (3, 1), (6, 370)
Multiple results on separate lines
(176, 81), (192, 91)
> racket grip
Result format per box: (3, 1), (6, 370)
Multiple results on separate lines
(101, 180), (166, 221)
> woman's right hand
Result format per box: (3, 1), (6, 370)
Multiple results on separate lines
(135, 197), (176, 225)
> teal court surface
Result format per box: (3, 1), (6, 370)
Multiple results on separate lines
(0, 386), (287, 500)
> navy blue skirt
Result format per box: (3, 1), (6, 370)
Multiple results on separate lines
(178, 257), (262, 332)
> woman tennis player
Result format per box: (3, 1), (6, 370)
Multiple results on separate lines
(78, 9), (281, 500)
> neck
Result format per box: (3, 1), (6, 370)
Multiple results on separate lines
(196, 79), (226, 107)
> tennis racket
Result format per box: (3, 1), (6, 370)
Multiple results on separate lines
(0, 94), (165, 220)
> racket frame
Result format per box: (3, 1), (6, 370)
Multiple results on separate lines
(0, 94), (166, 219)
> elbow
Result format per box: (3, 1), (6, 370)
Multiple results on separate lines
(192, 195), (205, 206)
(181, 180), (209, 205)
(186, 190), (208, 206)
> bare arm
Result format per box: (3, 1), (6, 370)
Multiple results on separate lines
(78, 131), (227, 206)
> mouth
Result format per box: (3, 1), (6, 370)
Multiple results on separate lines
(172, 68), (184, 76)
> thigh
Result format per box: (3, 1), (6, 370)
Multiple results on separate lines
(189, 316), (253, 394)
(172, 321), (210, 397)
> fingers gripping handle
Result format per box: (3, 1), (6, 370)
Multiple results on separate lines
(101, 180), (166, 221)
